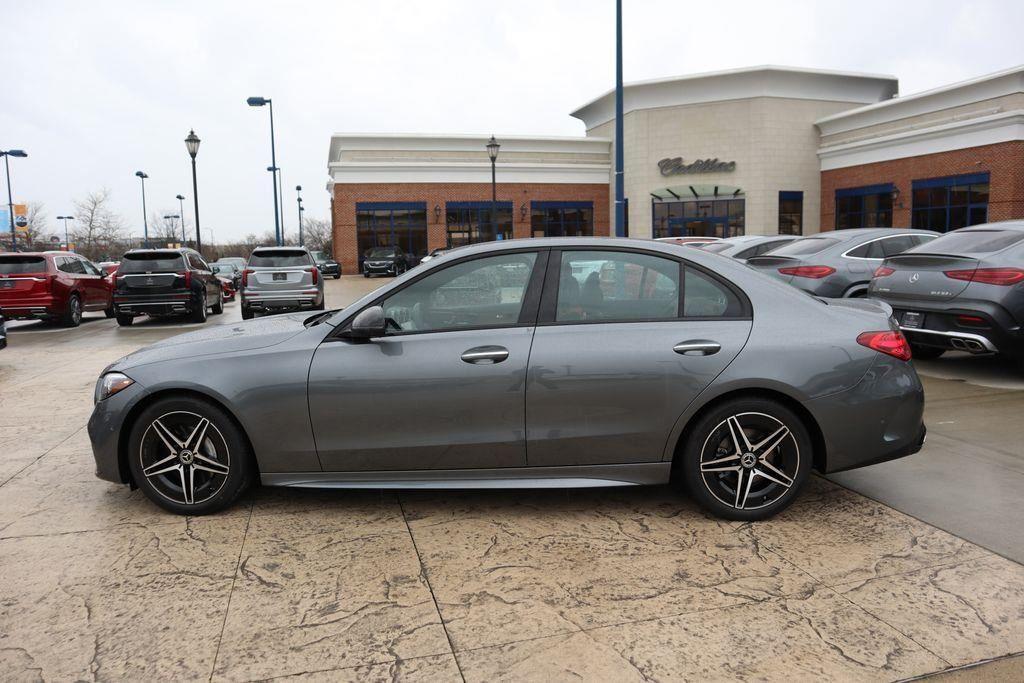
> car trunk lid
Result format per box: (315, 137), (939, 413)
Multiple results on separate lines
(249, 268), (314, 290)
(745, 255), (800, 284)
(872, 254), (979, 302)
(116, 252), (188, 295)
(0, 256), (50, 296)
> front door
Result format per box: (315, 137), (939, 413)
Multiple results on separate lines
(308, 250), (545, 472)
(526, 249), (752, 466)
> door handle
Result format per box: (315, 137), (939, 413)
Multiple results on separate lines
(673, 340), (721, 356)
(461, 346), (510, 364)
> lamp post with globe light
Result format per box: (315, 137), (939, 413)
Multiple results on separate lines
(184, 130), (202, 253)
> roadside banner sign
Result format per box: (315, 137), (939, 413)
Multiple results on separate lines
(14, 204), (28, 231)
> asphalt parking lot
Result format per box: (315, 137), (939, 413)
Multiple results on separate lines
(1, 276), (1022, 681)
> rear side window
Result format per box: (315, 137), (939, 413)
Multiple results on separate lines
(556, 251), (679, 322)
(120, 252), (186, 273)
(0, 256), (46, 274)
(684, 268), (745, 318)
(910, 230), (1024, 255)
(58, 258), (86, 274)
(765, 237), (839, 256)
(880, 235), (919, 257)
(847, 239), (885, 259)
(701, 242), (733, 254)
(249, 250), (312, 268)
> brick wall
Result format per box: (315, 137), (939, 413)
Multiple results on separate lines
(331, 182), (610, 274)
(820, 141), (1024, 230)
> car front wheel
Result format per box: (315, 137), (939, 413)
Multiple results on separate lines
(680, 398), (812, 521)
(128, 396), (254, 515)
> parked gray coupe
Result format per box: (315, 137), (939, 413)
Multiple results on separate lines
(89, 238), (926, 521)
(701, 235), (798, 262)
(746, 228), (938, 298)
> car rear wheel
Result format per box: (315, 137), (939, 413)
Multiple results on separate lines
(60, 294), (83, 327)
(115, 312), (135, 327)
(910, 344), (945, 360)
(128, 397), (254, 515)
(333, 273), (341, 279)
(212, 290), (224, 315)
(241, 307), (254, 320)
(680, 398), (812, 521)
(104, 306), (116, 319)
(190, 295), (208, 323)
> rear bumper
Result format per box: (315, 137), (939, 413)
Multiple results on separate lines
(0, 296), (59, 319)
(872, 295), (1020, 358)
(242, 289), (321, 311)
(114, 295), (194, 315)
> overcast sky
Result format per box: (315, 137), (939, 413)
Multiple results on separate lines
(4, 0), (1022, 243)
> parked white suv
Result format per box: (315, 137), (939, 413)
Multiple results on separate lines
(241, 247), (325, 319)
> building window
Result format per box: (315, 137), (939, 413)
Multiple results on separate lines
(531, 201), (593, 237)
(356, 202), (428, 265)
(778, 191), (803, 235)
(911, 173), (989, 233)
(835, 184), (893, 230)
(445, 202), (514, 249)
(652, 198), (745, 238)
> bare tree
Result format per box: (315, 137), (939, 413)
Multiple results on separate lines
(301, 217), (332, 254)
(150, 211), (190, 246)
(72, 188), (126, 260)
(23, 202), (53, 249)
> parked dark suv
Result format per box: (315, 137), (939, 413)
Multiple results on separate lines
(112, 248), (222, 326)
(363, 246), (411, 277)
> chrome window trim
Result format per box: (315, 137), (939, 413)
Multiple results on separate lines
(841, 234), (914, 261)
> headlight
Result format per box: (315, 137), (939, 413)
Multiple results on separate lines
(94, 372), (134, 403)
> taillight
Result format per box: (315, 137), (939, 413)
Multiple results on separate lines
(308, 266), (319, 285)
(778, 265), (836, 279)
(873, 266), (895, 278)
(242, 269), (253, 287)
(944, 267), (1024, 286)
(857, 330), (911, 362)
(956, 314), (988, 327)
(178, 271), (192, 288)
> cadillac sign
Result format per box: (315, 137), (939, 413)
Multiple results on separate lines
(658, 157), (736, 176)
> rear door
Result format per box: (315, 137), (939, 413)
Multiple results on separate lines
(525, 248), (752, 467)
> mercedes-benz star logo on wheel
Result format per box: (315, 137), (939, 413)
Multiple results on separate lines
(909, 273), (920, 283)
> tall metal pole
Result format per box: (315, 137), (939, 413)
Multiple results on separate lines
(269, 100), (281, 246)
(191, 156), (202, 254)
(177, 195), (187, 243)
(139, 176), (149, 247)
(296, 186), (303, 246)
(614, 0), (626, 237)
(278, 166), (286, 238)
(3, 155), (15, 252)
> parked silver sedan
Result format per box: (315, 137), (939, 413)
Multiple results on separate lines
(89, 238), (926, 521)
(240, 247), (325, 319)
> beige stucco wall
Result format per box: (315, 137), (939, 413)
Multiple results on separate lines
(590, 97), (866, 237)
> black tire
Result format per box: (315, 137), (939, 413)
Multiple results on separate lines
(104, 306), (116, 319)
(212, 290), (224, 315)
(116, 312), (135, 327)
(333, 273), (341, 279)
(679, 397), (812, 521)
(60, 293), (83, 327)
(127, 395), (254, 515)
(910, 344), (945, 361)
(314, 299), (325, 311)
(190, 295), (208, 324)
(241, 307), (254, 320)
(363, 272), (370, 278)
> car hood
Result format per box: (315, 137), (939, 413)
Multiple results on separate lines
(108, 313), (311, 372)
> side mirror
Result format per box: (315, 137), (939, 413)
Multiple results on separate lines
(348, 305), (387, 339)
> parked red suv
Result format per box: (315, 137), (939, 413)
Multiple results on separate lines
(0, 252), (115, 327)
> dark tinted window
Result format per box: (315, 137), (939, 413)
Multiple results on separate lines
(734, 246), (759, 260)
(0, 256), (46, 274)
(880, 235), (919, 257)
(765, 237), (839, 256)
(556, 251), (679, 322)
(120, 252), (186, 273)
(909, 230), (1024, 255)
(248, 250), (312, 267)
(847, 239), (885, 259)
(366, 247), (399, 258)
(684, 268), (745, 317)
(58, 258), (86, 274)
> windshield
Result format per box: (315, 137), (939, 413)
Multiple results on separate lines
(248, 250), (312, 268)
(908, 230), (1024, 255)
(308, 250), (329, 262)
(210, 264), (233, 274)
(367, 247), (399, 258)
(764, 238), (839, 257)
(119, 252), (186, 273)
(0, 255), (47, 274)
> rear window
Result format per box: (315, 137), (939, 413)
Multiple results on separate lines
(701, 242), (734, 253)
(248, 250), (312, 268)
(120, 252), (186, 273)
(0, 255), (46, 274)
(909, 230), (1024, 255)
(763, 237), (839, 257)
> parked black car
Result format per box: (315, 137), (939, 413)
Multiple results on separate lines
(112, 248), (223, 326)
(310, 250), (341, 278)
(868, 221), (1024, 363)
(363, 246), (411, 277)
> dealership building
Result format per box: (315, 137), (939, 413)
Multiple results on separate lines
(328, 64), (1024, 273)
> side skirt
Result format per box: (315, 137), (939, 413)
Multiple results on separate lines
(261, 463), (672, 490)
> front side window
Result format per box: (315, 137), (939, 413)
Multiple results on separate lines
(835, 185), (893, 229)
(381, 252), (537, 334)
(556, 251), (679, 322)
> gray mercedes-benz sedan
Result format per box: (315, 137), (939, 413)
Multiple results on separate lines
(88, 238), (926, 521)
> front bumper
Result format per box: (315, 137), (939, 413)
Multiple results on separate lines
(88, 380), (146, 484)
(364, 262), (397, 275)
(807, 354), (926, 474)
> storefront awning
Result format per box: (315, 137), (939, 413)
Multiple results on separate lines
(650, 185), (743, 201)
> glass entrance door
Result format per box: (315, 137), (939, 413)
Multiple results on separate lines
(654, 198), (744, 238)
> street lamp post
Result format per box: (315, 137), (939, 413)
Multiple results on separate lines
(175, 194), (186, 243)
(486, 136), (500, 239)
(134, 171), (149, 247)
(184, 130), (202, 254)
(163, 215), (181, 246)
(295, 185), (303, 246)
(247, 96), (281, 246)
(56, 215), (74, 250)
(2, 149), (28, 252)
(614, 0), (626, 237)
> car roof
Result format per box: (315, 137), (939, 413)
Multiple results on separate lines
(251, 246), (309, 252)
(124, 247), (192, 255)
(952, 220), (1024, 232)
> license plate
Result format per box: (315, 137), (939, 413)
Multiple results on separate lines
(273, 273), (287, 281)
(902, 311), (923, 329)
(0, 280), (13, 289)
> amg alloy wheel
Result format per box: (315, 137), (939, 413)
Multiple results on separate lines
(128, 398), (253, 514)
(682, 399), (811, 520)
